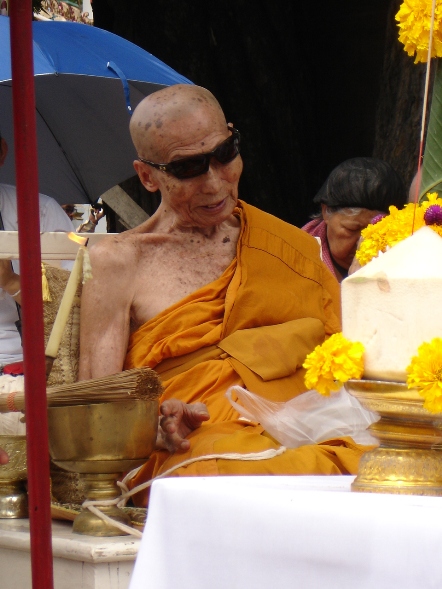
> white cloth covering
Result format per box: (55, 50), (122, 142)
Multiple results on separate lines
(0, 184), (74, 365)
(130, 476), (442, 589)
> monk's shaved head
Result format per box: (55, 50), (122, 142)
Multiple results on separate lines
(130, 85), (227, 161)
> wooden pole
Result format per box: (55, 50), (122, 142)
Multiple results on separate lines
(8, 5), (54, 589)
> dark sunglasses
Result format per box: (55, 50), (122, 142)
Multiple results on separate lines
(138, 126), (241, 180)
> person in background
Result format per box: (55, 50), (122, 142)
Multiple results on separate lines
(62, 202), (105, 233)
(0, 131), (74, 439)
(302, 158), (407, 282)
(61, 204), (84, 224)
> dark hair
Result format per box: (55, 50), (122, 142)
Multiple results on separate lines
(313, 157), (407, 214)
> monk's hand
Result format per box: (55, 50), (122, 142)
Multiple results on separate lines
(0, 447), (9, 465)
(157, 399), (210, 453)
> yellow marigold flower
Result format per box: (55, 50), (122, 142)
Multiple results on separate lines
(396, 0), (442, 63)
(303, 333), (364, 396)
(421, 191), (441, 205)
(356, 195), (442, 266)
(406, 338), (442, 413)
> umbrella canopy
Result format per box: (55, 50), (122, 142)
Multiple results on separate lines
(0, 17), (192, 204)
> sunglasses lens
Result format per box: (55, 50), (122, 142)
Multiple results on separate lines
(168, 155), (209, 179)
(166, 129), (241, 179)
(214, 133), (240, 164)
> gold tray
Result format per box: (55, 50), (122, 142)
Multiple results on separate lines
(51, 502), (146, 531)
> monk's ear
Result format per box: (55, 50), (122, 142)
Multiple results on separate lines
(321, 204), (328, 223)
(133, 160), (160, 193)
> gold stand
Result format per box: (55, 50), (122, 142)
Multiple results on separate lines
(48, 400), (158, 536)
(346, 380), (442, 495)
(0, 435), (28, 518)
(73, 473), (132, 536)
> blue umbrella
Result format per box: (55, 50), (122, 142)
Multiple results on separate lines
(0, 17), (192, 204)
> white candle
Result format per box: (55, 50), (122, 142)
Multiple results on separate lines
(45, 246), (84, 359)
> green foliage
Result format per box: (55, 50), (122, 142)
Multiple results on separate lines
(421, 60), (442, 198)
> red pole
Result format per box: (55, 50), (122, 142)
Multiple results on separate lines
(8, 4), (54, 589)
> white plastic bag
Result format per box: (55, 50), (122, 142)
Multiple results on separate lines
(226, 385), (378, 448)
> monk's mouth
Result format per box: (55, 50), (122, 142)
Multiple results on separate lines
(201, 199), (226, 212)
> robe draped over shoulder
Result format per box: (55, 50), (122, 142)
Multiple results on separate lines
(124, 201), (368, 506)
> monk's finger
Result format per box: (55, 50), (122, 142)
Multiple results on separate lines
(0, 448), (9, 465)
(163, 429), (189, 453)
(160, 414), (179, 435)
(185, 403), (210, 428)
(192, 402), (209, 415)
(160, 399), (186, 419)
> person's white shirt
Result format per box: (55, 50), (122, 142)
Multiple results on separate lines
(0, 183), (74, 365)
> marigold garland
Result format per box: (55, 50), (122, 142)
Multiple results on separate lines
(356, 192), (442, 266)
(406, 338), (442, 413)
(396, 0), (442, 63)
(303, 333), (364, 396)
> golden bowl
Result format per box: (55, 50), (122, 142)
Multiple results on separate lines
(346, 380), (442, 495)
(0, 434), (28, 518)
(48, 400), (158, 536)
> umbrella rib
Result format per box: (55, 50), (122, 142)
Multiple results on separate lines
(36, 104), (92, 202)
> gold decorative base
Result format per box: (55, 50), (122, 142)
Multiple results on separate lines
(0, 480), (28, 518)
(352, 447), (442, 495)
(50, 461), (86, 505)
(346, 380), (442, 496)
(0, 435), (28, 518)
(73, 473), (131, 537)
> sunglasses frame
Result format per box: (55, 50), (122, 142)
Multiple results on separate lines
(138, 125), (241, 180)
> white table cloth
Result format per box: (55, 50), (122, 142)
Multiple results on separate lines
(129, 475), (442, 589)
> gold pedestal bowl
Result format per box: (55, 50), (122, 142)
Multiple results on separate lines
(0, 435), (28, 518)
(346, 380), (442, 496)
(48, 399), (158, 536)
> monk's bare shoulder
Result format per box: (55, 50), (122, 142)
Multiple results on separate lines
(88, 217), (166, 268)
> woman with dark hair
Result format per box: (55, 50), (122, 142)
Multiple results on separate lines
(302, 157), (407, 282)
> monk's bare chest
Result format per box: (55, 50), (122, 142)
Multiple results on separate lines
(131, 232), (238, 325)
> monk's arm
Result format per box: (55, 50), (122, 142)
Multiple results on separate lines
(79, 240), (133, 380)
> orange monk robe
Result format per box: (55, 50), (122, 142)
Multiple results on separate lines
(124, 201), (369, 506)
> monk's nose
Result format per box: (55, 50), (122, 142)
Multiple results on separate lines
(201, 164), (223, 193)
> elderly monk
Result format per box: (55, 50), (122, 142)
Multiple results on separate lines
(79, 84), (369, 506)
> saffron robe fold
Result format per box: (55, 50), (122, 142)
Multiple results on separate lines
(124, 201), (368, 506)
